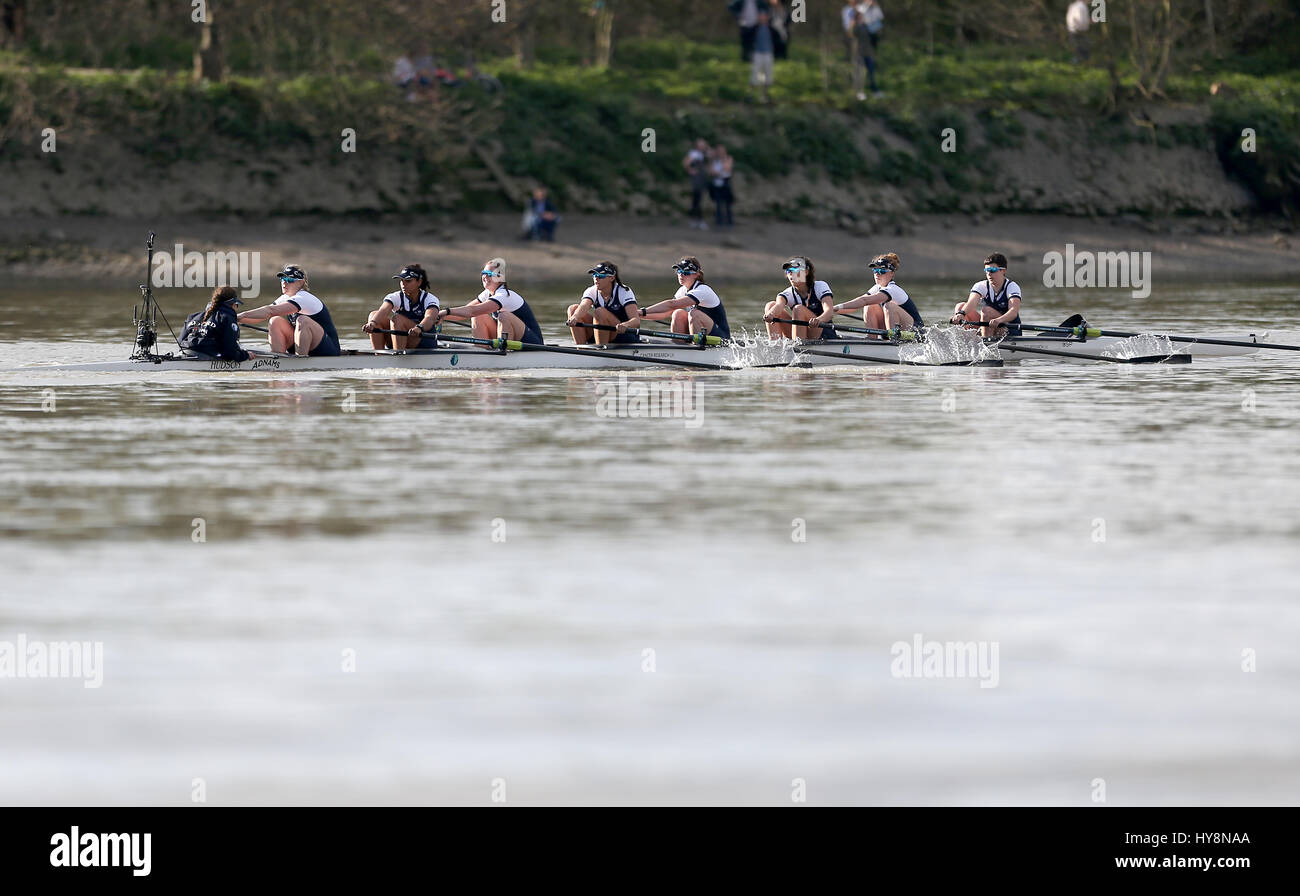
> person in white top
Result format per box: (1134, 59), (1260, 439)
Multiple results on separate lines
(567, 261), (641, 346)
(950, 252), (1023, 337)
(832, 252), (923, 337)
(764, 256), (836, 340)
(237, 264), (341, 356)
(1066, 0), (1090, 62)
(639, 256), (732, 339)
(362, 263), (440, 350)
(437, 257), (545, 344)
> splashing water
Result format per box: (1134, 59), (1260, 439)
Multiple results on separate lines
(1100, 334), (1181, 360)
(721, 329), (799, 368)
(899, 326), (1002, 365)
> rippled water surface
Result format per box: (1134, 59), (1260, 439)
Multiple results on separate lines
(2, 279), (1298, 805)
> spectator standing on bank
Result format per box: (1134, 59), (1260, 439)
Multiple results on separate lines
(709, 146), (735, 228)
(523, 187), (559, 241)
(852, 8), (881, 99)
(750, 10), (776, 103)
(728, 0), (765, 63)
(683, 139), (712, 230)
(862, 0), (884, 51)
(1066, 0), (1090, 63)
(769, 0), (790, 59)
(841, 3), (859, 63)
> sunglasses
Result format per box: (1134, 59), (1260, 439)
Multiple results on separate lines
(592, 272), (613, 279)
(480, 270), (498, 277)
(871, 267), (890, 274)
(278, 276), (300, 283)
(783, 265), (805, 273)
(397, 275), (419, 281)
(984, 266), (1003, 273)
(673, 266), (697, 274)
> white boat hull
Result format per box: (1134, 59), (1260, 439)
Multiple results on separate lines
(24, 339), (998, 373)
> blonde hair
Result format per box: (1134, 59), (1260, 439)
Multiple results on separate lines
(878, 252), (901, 271)
(483, 257), (507, 278)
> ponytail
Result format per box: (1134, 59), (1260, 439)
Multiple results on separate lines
(203, 286), (239, 322)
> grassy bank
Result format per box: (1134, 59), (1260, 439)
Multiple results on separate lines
(1, 40), (1296, 218)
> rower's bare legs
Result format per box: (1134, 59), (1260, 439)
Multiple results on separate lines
(765, 301), (792, 339)
(293, 316), (325, 355)
(368, 307), (394, 350)
(391, 312), (421, 350)
(979, 307), (1005, 339)
(268, 316), (295, 353)
(471, 314), (495, 341)
(670, 308), (691, 334)
(593, 306), (620, 346)
(496, 310), (527, 342)
(567, 304), (593, 344)
(792, 304), (821, 340)
(883, 304), (915, 331)
(865, 304), (888, 339)
(686, 307), (715, 336)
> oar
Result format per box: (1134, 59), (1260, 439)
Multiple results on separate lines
(571, 321), (722, 346)
(773, 317), (922, 342)
(1020, 320), (1296, 352)
(240, 323), (269, 333)
(376, 329), (757, 371)
(998, 343), (1191, 364)
(795, 347), (1002, 368)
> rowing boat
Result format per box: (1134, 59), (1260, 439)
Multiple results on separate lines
(25, 337), (1003, 373)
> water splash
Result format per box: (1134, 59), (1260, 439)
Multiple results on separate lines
(1100, 334), (1180, 360)
(721, 329), (799, 368)
(899, 326), (1001, 365)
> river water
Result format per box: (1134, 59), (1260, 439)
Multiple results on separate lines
(1, 278), (1298, 805)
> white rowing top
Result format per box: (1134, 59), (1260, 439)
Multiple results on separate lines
(477, 285), (527, 314)
(868, 282), (909, 304)
(676, 283), (723, 310)
(582, 283), (637, 310)
(969, 279), (1023, 309)
(382, 289), (440, 316)
(780, 280), (833, 308)
(275, 290), (325, 316)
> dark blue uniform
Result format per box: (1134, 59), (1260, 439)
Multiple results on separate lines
(179, 304), (248, 361)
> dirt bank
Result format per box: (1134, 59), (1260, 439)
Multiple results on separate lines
(2, 212), (1296, 289)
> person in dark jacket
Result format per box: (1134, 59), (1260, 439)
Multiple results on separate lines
(179, 286), (251, 360)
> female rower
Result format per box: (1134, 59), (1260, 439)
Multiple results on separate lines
(363, 264), (440, 350)
(763, 256), (837, 340)
(178, 286), (252, 360)
(950, 253), (1023, 336)
(237, 264), (341, 356)
(437, 257), (544, 344)
(638, 256), (731, 339)
(567, 261), (641, 346)
(830, 253), (922, 338)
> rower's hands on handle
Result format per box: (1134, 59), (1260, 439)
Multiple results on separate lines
(408, 325), (423, 339)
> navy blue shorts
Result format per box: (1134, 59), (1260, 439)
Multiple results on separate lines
(610, 330), (640, 345)
(521, 327), (544, 346)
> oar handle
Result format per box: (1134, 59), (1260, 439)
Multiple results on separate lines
(1018, 323), (1103, 338)
(572, 321), (623, 332)
(767, 317), (826, 327)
